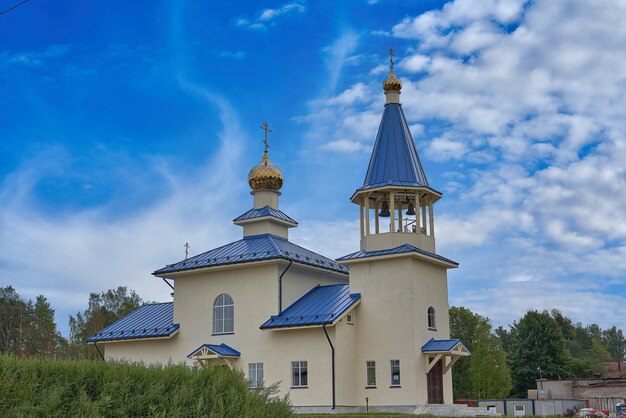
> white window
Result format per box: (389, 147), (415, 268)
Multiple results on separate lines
(428, 306), (436, 330)
(390, 359), (401, 386)
(248, 363), (263, 388)
(292, 361), (308, 387)
(347, 314), (354, 325)
(514, 405), (526, 416)
(213, 293), (234, 334)
(366, 361), (376, 387)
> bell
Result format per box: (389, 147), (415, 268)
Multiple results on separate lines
(378, 201), (390, 217)
(406, 202), (416, 216)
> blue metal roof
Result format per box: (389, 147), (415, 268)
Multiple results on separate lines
(337, 243), (458, 266)
(421, 338), (471, 354)
(358, 103), (429, 192)
(233, 205), (298, 225)
(154, 233), (348, 275)
(87, 302), (179, 343)
(260, 284), (361, 329)
(187, 343), (241, 358)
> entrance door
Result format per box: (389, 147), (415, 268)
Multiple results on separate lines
(427, 359), (444, 404)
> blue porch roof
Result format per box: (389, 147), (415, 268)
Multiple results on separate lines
(154, 233), (348, 275)
(357, 103), (429, 193)
(87, 302), (179, 343)
(187, 343), (241, 358)
(421, 338), (471, 354)
(337, 243), (458, 267)
(233, 205), (298, 225)
(260, 284), (361, 329)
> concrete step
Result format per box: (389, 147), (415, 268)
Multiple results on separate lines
(413, 404), (499, 416)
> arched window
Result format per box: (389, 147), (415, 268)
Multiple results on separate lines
(213, 293), (234, 334)
(427, 306), (436, 330)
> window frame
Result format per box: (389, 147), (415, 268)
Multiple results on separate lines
(212, 293), (235, 335)
(366, 360), (376, 388)
(427, 306), (437, 330)
(291, 361), (308, 388)
(248, 363), (264, 388)
(390, 359), (401, 387)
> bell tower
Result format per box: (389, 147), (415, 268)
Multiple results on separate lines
(351, 50), (441, 254)
(338, 52), (459, 407)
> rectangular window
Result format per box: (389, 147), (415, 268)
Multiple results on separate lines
(347, 314), (354, 325)
(390, 359), (400, 386)
(248, 363), (263, 388)
(366, 361), (376, 387)
(291, 361), (308, 387)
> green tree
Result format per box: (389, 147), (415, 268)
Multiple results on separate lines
(69, 286), (143, 360)
(602, 326), (626, 371)
(0, 286), (28, 354)
(0, 287), (63, 357)
(26, 295), (62, 357)
(508, 310), (570, 396)
(470, 331), (512, 399)
(449, 306), (512, 399)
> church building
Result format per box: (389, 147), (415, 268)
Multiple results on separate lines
(88, 55), (471, 414)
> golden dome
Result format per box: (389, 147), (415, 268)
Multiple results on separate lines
(383, 67), (402, 93)
(248, 151), (284, 191)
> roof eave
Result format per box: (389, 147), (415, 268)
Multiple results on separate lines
(233, 215), (298, 228)
(87, 328), (180, 344)
(153, 257), (348, 279)
(337, 251), (458, 269)
(350, 185), (443, 204)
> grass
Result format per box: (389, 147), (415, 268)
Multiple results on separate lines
(0, 354), (292, 417)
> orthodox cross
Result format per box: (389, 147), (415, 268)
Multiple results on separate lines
(389, 48), (395, 70)
(184, 242), (190, 260)
(260, 121), (272, 153)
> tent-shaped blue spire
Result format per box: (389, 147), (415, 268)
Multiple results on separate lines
(358, 103), (428, 192)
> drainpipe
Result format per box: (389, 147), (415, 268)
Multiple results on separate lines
(279, 260), (292, 313)
(162, 278), (174, 297)
(323, 324), (336, 410)
(94, 342), (105, 362)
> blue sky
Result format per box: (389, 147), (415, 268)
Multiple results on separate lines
(2, 0), (626, 336)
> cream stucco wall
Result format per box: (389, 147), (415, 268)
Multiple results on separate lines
(100, 241), (455, 410)
(345, 255), (453, 408)
(102, 260), (348, 407)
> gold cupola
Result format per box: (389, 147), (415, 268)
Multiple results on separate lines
(383, 48), (402, 104)
(247, 121), (284, 192)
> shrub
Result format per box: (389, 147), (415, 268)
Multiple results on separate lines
(0, 354), (292, 417)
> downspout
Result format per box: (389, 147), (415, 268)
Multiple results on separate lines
(279, 260), (293, 313)
(94, 342), (105, 362)
(162, 278), (174, 291)
(323, 324), (336, 410)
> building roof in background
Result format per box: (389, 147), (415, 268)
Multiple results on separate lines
(233, 205), (298, 225)
(357, 103), (429, 193)
(260, 284), (360, 329)
(154, 233), (348, 275)
(87, 302), (179, 343)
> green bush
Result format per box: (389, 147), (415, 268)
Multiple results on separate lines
(0, 354), (292, 417)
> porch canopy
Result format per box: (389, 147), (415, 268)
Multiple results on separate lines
(421, 338), (471, 374)
(187, 343), (240, 369)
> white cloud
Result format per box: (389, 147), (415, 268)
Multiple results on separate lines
(323, 31), (360, 93)
(291, 0), (626, 330)
(1, 86), (248, 334)
(236, 1), (305, 30)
